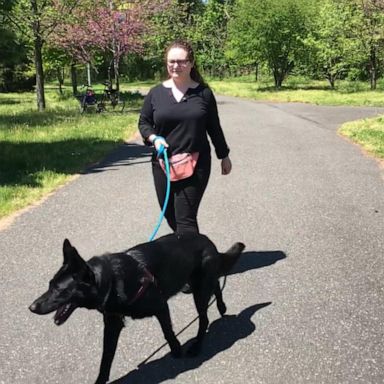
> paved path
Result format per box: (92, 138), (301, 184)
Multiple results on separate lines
(1, 96), (383, 384)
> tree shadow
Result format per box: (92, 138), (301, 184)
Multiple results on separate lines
(0, 109), (79, 128)
(0, 140), (152, 186)
(0, 97), (23, 105)
(256, 84), (331, 92)
(119, 90), (144, 103)
(86, 142), (152, 173)
(111, 303), (271, 384)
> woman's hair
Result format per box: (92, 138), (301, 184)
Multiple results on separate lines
(164, 39), (207, 86)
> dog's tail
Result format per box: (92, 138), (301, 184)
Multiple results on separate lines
(220, 242), (245, 276)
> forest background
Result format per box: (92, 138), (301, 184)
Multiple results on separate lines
(3, 0), (384, 107)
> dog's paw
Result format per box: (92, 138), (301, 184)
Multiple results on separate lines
(94, 376), (108, 384)
(170, 344), (182, 358)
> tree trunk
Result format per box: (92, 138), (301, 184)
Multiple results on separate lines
(114, 57), (120, 91)
(328, 76), (335, 89)
(30, 0), (45, 111)
(71, 64), (78, 95)
(370, 47), (377, 90)
(34, 35), (45, 111)
(273, 68), (283, 89)
(57, 67), (64, 95)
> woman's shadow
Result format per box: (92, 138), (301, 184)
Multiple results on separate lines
(111, 250), (286, 384)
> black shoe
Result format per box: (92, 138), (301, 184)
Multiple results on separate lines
(181, 283), (192, 294)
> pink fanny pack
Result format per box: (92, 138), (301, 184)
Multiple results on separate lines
(159, 152), (199, 181)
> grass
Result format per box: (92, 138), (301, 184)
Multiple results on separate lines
(339, 117), (384, 159)
(0, 88), (142, 219)
(209, 77), (384, 107)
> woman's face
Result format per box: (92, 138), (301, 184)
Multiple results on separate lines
(166, 47), (193, 81)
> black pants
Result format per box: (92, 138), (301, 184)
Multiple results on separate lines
(152, 156), (211, 234)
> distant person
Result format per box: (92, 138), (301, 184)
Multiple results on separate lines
(138, 39), (232, 235)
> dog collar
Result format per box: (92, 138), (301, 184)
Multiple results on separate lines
(128, 266), (157, 305)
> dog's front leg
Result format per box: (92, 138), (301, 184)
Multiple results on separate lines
(155, 305), (182, 358)
(95, 314), (124, 384)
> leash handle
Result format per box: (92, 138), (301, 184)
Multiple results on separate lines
(153, 136), (166, 158)
(156, 143), (165, 157)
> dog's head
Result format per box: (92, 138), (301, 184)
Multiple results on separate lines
(29, 239), (97, 325)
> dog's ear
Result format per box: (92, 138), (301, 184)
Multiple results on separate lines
(62, 239), (95, 285)
(63, 238), (72, 253)
(62, 239), (87, 270)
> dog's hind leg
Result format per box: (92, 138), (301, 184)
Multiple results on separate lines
(214, 281), (227, 316)
(156, 305), (182, 358)
(187, 288), (211, 357)
(95, 314), (124, 384)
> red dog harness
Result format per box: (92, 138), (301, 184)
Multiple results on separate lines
(128, 267), (158, 305)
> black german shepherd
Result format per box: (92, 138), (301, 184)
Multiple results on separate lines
(29, 233), (245, 384)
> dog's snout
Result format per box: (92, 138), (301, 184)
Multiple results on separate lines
(29, 302), (38, 313)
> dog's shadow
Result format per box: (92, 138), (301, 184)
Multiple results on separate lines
(112, 302), (271, 384)
(111, 250), (285, 383)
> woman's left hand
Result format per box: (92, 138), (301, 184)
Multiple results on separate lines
(221, 156), (232, 175)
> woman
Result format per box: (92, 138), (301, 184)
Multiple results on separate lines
(139, 39), (232, 235)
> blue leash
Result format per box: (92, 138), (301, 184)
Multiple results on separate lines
(149, 144), (171, 241)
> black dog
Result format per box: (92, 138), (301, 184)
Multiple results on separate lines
(29, 233), (245, 384)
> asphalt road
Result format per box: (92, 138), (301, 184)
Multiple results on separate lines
(1, 96), (383, 384)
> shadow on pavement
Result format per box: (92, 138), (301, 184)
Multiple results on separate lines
(0, 140), (152, 186)
(229, 250), (286, 276)
(110, 250), (284, 383)
(87, 142), (153, 174)
(111, 302), (271, 384)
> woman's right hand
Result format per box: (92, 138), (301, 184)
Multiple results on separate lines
(150, 135), (169, 155)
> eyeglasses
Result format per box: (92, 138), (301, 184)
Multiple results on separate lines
(167, 59), (190, 66)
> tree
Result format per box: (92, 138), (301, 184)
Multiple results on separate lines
(0, 26), (34, 91)
(195, 0), (231, 77)
(225, 0), (261, 76)
(0, 1), (34, 92)
(352, 0), (384, 89)
(51, 0), (168, 90)
(226, 0), (311, 88)
(302, 1), (363, 88)
(1, 0), (81, 110)
(43, 47), (70, 94)
(143, 0), (198, 76)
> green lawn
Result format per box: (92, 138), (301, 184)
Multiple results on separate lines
(339, 117), (384, 159)
(209, 77), (384, 106)
(0, 89), (141, 219)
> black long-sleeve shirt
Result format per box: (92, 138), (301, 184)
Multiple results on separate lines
(138, 84), (230, 159)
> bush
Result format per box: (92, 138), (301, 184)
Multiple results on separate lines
(0, 64), (35, 92)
